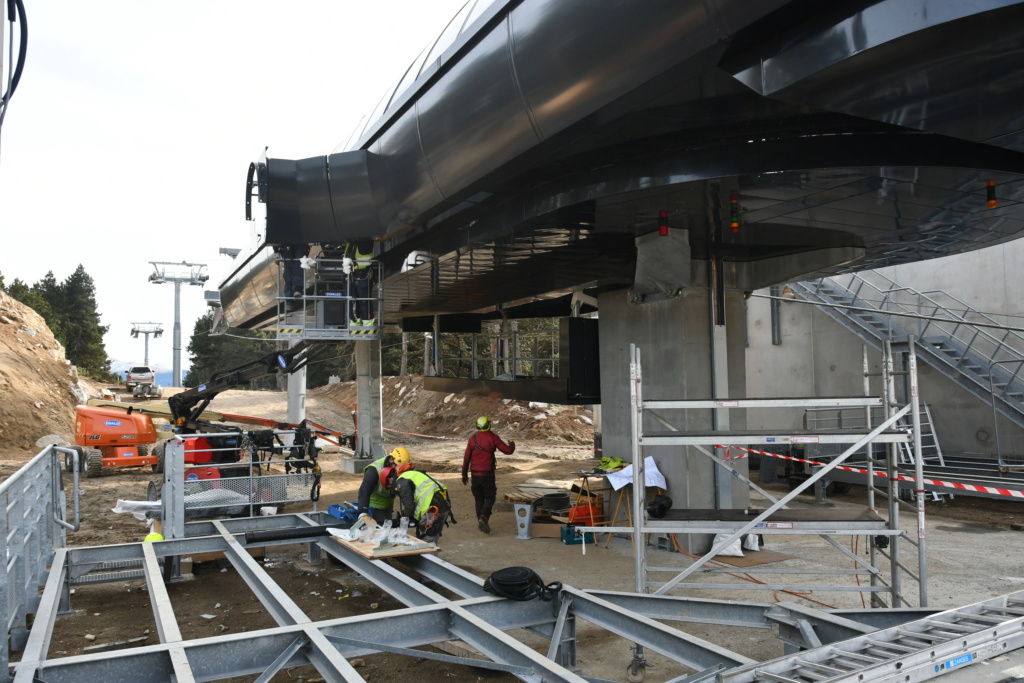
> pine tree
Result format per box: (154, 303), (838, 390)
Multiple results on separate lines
(59, 266), (110, 377)
(184, 312), (278, 388)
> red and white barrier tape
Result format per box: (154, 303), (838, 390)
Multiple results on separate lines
(718, 444), (1024, 499)
(382, 426), (598, 451)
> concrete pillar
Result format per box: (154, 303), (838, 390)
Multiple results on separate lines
(355, 338), (383, 458)
(597, 284), (748, 552)
(286, 355), (307, 425)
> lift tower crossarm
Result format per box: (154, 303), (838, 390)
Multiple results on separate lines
(168, 341), (312, 431)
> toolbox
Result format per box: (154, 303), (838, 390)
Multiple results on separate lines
(560, 524), (595, 545)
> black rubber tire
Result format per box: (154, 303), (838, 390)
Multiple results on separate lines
(151, 442), (165, 474)
(86, 450), (103, 478)
(138, 444), (150, 458)
(147, 479), (163, 502)
(829, 481), (853, 495)
(66, 446), (86, 472)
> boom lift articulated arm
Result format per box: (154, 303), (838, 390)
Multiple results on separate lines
(168, 341), (312, 432)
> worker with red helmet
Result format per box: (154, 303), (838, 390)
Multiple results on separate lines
(462, 416), (515, 534)
(357, 447), (411, 524)
(384, 463), (452, 544)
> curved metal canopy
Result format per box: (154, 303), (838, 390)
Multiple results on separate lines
(221, 0), (1024, 328)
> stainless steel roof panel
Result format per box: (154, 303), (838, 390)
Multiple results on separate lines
(418, 25), (539, 199)
(220, 1), (1024, 330)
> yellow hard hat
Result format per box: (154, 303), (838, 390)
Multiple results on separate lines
(389, 447), (410, 466)
(476, 416), (491, 431)
(144, 532), (164, 542)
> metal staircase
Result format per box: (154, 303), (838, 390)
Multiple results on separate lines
(791, 273), (1024, 432)
(721, 589), (1024, 682)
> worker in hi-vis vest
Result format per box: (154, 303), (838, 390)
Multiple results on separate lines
(385, 464), (451, 544)
(342, 238), (375, 324)
(356, 447), (411, 524)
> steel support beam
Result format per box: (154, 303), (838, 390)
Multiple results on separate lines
(564, 587), (755, 671)
(583, 591), (773, 629)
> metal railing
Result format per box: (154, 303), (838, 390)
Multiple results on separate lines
(991, 359), (1024, 468)
(160, 434), (320, 534)
(800, 271), (1024, 415)
(1, 446), (81, 683)
(274, 256), (383, 341)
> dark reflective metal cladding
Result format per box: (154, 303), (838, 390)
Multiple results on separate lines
(220, 0), (1024, 330)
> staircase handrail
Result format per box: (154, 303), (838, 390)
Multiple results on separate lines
(806, 272), (1024, 375)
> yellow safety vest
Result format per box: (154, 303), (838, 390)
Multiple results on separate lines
(363, 456), (394, 510)
(397, 470), (446, 520)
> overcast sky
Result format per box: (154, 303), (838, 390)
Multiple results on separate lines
(0, 0), (467, 375)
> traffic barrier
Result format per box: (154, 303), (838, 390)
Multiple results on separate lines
(718, 444), (1024, 499)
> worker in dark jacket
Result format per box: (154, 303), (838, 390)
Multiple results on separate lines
(386, 464), (451, 544)
(356, 447), (411, 524)
(462, 416), (515, 534)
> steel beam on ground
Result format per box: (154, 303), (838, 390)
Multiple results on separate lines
(141, 541), (182, 643)
(582, 591), (773, 630)
(12, 549), (67, 683)
(326, 634), (532, 675)
(25, 598), (553, 682)
(564, 587), (755, 672)
(766, 602), (876, 650)
(447, 605), (586, 683)
(395, 553), (490, 598)
(211, 520), (310, 626)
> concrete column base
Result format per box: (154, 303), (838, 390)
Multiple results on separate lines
(338, 456), (374, 475)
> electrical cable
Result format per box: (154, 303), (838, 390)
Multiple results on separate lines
(669, 534), (837, 609)
(483, 566), (562, 602)
(0, 0), (27, 169)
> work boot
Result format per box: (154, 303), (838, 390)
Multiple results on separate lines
(478, 515), (490, 534)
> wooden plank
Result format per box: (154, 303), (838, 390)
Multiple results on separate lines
(503, 491), (540, 504)
(329, 534), (439, 559)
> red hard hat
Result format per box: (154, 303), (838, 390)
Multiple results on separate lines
(380, 466), (396, 488)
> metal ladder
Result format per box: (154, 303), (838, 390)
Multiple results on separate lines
(897, 403), (950, 502)
(719, 590), (1024, 682)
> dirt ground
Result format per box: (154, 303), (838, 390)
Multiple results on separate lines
(4, 387), (1024, 682)
(4, 289), (1024, 681)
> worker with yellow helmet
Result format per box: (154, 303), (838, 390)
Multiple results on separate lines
(357, 447), (411, 524)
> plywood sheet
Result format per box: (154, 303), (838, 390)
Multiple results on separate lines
(328, 532), (439, 559)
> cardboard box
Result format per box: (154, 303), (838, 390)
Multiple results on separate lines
(529, 521), (564, 538)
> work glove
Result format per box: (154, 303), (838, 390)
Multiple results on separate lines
(462, 476), (469, 486)
(342, 257), (354, 274)
(357, 513), (375, 527)
(508, 440), (516, 449)
(299, 256), (316, 269)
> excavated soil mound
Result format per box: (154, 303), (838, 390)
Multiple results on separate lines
(312, 376), (594, 444)
(0, 291), (83, 450)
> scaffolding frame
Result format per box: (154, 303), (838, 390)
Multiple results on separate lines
(273, 255), (382, 342)
(575, 341), (929, 609)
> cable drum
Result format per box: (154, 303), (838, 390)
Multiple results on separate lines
(483, 567), (562, 602)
